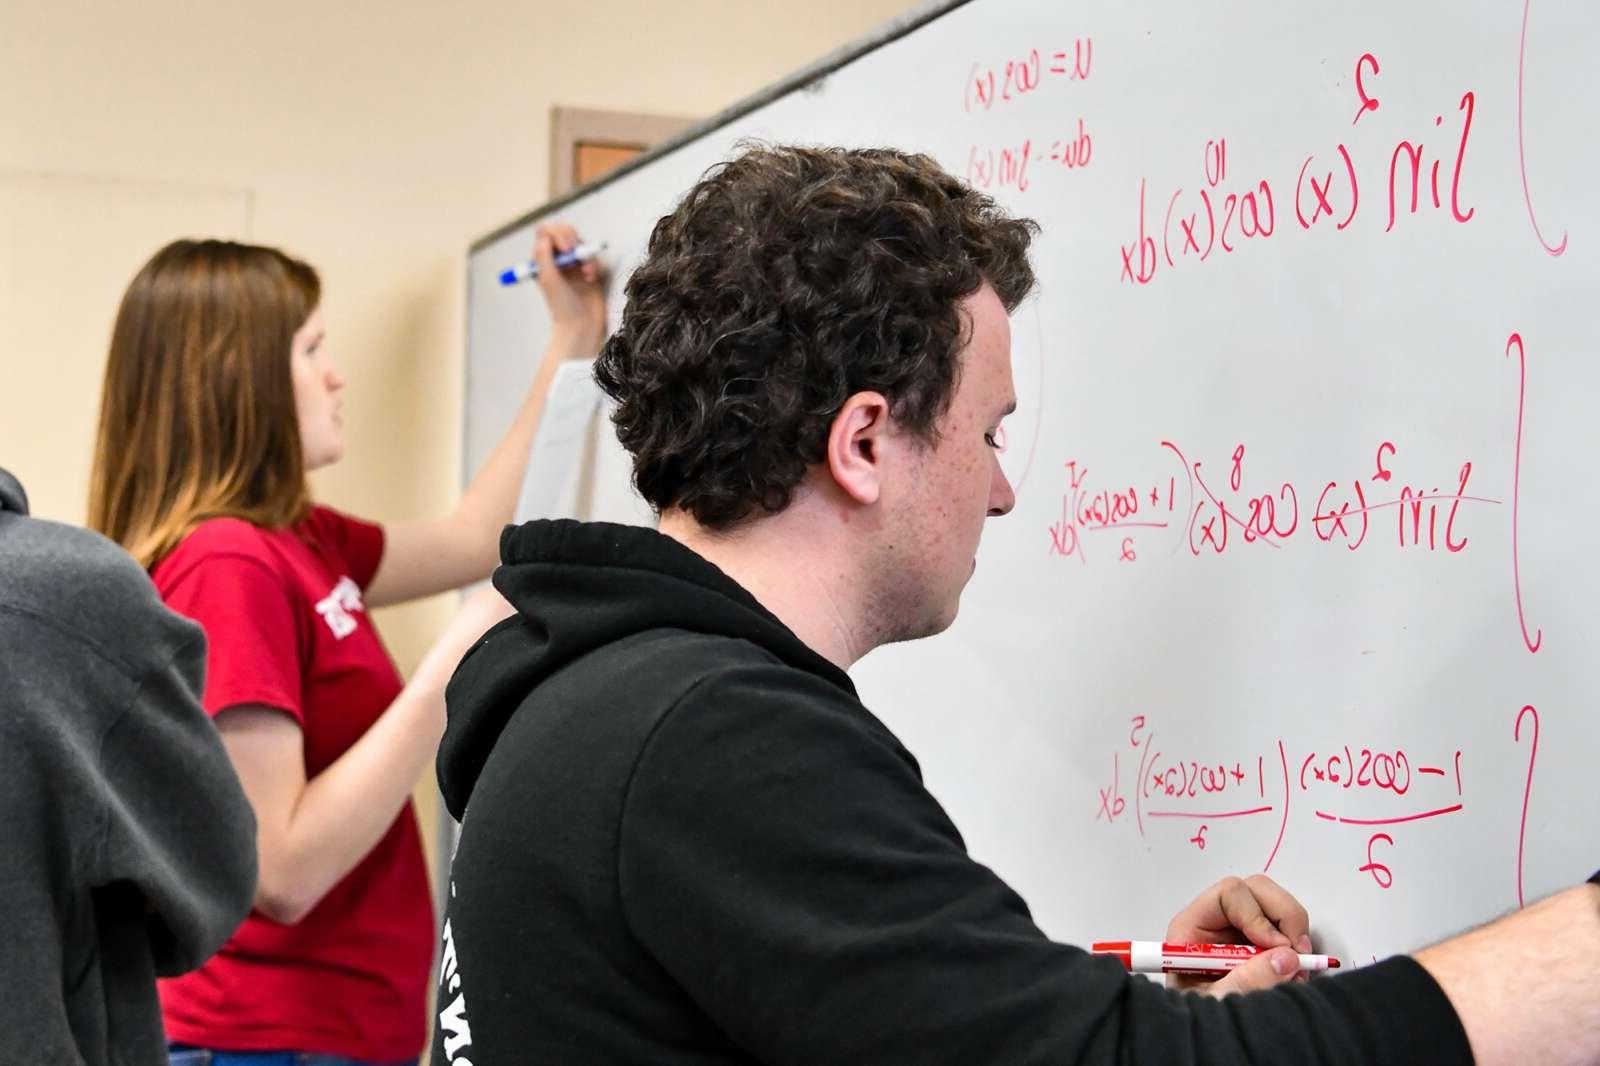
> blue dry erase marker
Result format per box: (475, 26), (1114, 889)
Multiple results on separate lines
(499, 242), (607, 286)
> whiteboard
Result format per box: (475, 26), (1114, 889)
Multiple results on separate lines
(464, 0), (1599, 967)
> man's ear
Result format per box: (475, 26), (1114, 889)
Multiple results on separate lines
(824, 391), (892, 506)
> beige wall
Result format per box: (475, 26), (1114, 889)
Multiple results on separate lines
(0, 0), (922, 869)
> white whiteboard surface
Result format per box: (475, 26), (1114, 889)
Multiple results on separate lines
(464, 0), (1599, 967)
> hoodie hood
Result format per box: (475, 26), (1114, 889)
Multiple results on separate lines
(436, 519), (856, 819)
(0, 468), (28, 516)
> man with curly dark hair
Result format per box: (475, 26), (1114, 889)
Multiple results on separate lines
(594, 143), (1036, 536)
(595, 143), (1037, 645)
(432, 145), (1596, 1066)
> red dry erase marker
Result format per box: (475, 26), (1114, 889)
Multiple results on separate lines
(1091, 941), (1341, 974)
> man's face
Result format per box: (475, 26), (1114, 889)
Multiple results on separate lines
(879, 283), (1017, 641)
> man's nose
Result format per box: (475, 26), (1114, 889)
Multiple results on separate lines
(989, 457), (1016, 517)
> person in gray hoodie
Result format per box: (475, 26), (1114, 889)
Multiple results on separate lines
(0, 466), (257, 1065)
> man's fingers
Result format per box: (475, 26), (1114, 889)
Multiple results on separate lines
(1169, 876), (1286, 944)
(1216, 877), (1292, 948)
(1240, 874), (1311, 947)
(1204, 948), (1301, 997)
(1167, 875), (1319, 996)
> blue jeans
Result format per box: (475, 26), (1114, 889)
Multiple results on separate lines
(167, 1048), (419, 1066)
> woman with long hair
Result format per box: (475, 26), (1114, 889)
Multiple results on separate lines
(88, 224), (604, 1065)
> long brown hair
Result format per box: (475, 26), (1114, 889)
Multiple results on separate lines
(88, 239), (321, 568)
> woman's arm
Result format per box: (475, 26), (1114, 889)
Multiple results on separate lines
(219, 586), (511, 923)
(366, 221), (607, 609)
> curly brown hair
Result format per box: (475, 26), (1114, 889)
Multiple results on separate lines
(594, 143), (1038, 529)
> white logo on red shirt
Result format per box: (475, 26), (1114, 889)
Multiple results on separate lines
(315, 576), (365, 639)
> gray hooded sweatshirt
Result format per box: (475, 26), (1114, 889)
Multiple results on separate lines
(0, 468), (256, 1065)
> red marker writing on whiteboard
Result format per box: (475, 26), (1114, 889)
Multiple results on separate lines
(1091, 941), (1341, 974)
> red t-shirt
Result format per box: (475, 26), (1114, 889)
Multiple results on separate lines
(153, 507), (432, 1059)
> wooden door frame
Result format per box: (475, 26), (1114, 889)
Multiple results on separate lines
(549, 106), (696, 197)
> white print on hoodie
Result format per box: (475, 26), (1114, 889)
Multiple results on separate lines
(437, 883), (476, 1065)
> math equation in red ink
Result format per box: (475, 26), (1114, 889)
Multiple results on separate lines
(1118, 54), (1476, 286)
(1046, 332), (1554, 654)
(1504, 333), (1541, 654)
(962, 38), (1096, 194)
(964, 39), (1092, 113)
(1512, 705), (1540, 908)
(968, 121), (1093, 193)
(1517, 0), (1568, 256)
(1047, 441), (1498, 564)
(1099, 711), (1542, 895)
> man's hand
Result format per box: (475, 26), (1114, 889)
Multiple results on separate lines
(1166, 874), (1314, 996)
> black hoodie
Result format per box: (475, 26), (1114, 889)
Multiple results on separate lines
(434, 520), (1471, 1066)
(0, 468), (256, 1065)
